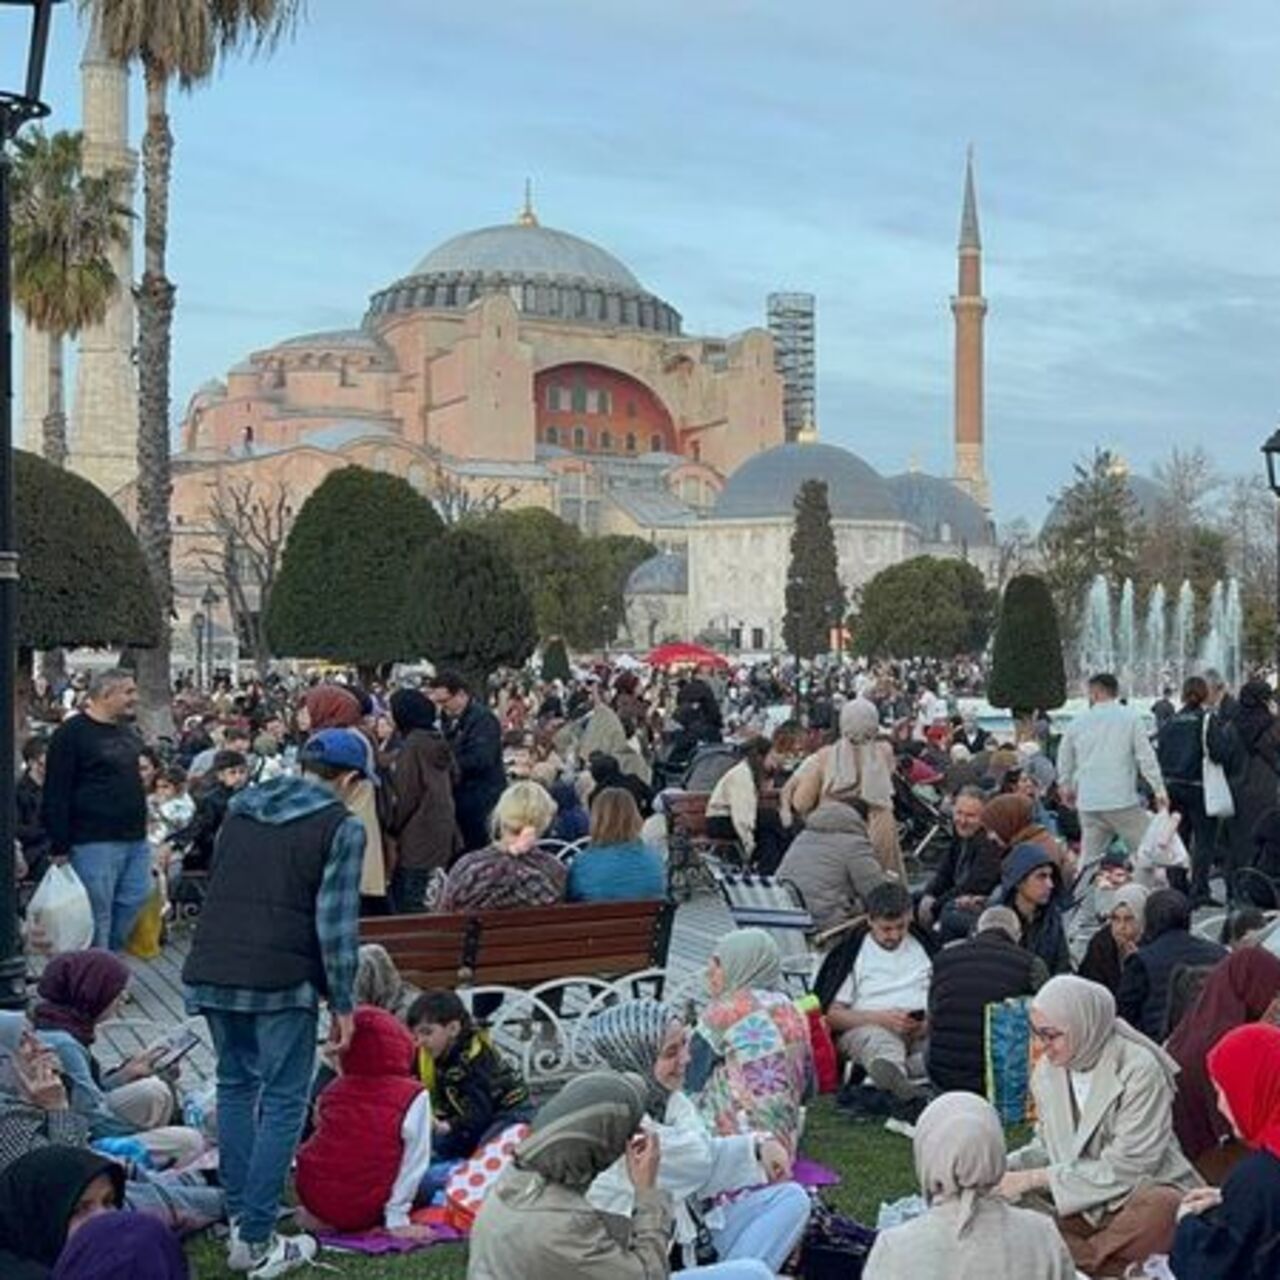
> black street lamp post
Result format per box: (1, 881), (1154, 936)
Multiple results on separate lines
(1261, 427), (1280, 680)
(0, 1), (62, 1008)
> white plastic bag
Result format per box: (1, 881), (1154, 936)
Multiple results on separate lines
(1135, 811), (1190, 871)
(1203, 714), (1235, 818)
(26, 864), (94, 954)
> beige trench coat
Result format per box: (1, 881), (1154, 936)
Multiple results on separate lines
(1006, 1033), (1200, 1225)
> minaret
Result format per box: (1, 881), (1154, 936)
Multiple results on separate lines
(951, 148), (989, 509)
(70, 17), (138, 497)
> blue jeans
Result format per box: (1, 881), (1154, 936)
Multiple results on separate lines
(71, 840), (151, 950)
(205, 1007), (317, 1246)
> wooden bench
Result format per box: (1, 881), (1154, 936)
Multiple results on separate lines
(360, 898), (676, 993)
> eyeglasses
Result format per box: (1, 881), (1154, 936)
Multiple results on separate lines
(1029, 1024), (1065, 1044)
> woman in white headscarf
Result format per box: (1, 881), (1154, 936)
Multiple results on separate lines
(1000, 975), (1201, 1276)
(780, 698), (904, 880)
(865, 1091), (1075, 1279)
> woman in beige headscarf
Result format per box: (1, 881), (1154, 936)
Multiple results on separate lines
(1000, 975), (1200, 1276)
(865, 1091), (1075, 1279)
(780, 698), (904, 880)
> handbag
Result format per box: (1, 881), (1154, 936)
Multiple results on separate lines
(799, 1198), (876, 1280)
(1203, 713), (1235, 818)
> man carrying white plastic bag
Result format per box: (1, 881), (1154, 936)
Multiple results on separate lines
(41, 670), (150, 951)
(24, 862), (95, 953)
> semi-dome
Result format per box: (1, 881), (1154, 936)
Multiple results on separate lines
(887, 471), (995, 546)
(713, 442), (901, 522)
(626, 552), (688, 596)
(412, 223), (641, 290)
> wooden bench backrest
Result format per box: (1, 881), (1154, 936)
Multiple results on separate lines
(360, 899), (675, 990)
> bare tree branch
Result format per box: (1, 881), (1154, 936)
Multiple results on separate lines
(433, 474), (521, 525)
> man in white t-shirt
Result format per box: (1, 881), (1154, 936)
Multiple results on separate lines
(826, 881), (933, 1100)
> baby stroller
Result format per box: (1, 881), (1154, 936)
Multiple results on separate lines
(892, 762), (948, 871)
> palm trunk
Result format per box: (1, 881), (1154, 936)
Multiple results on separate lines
(132, 64), (177, 739)
(41, 335), (68, 469)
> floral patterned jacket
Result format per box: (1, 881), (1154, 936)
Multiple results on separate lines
(689, 987), (812, 1154)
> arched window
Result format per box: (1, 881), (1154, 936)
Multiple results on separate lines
(625, 432), (637, 453)
(545, 426), (559, 446)
(649, 433), (663, 453)
(600, 430), (613, 451)
(573, 425), (587, 450)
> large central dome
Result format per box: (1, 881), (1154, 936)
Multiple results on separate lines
(366, 209), (680, 335)
(412, 223), (642, 290)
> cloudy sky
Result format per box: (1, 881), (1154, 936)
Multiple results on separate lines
(20, 0), (1280, 522)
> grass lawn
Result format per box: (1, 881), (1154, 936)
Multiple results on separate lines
(186, 1098), (926, 1278)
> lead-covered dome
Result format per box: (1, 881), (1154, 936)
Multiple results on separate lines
(713, 442), (901, 522)
(412, 224), (641, 289)
(887, 472), (995, 546)
(366, 214), (681, 335)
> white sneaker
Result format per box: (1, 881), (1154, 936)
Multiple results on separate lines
(227, 1222), (253, 1273)
(247, 1233), (319, 1278)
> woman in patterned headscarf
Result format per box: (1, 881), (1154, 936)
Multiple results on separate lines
(586, 1000), (809, 1275)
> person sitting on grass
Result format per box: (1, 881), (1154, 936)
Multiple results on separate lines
(687, 928), (811, 1156)
(1170, 1022), (1280, 1280)
(992, 844), (1071, 977)
(1077, 884), (1149, 996)
(467, 1072), (671, 1280)
(0, 1145), (125, 1280)
(864, 1091), (1076, 1280)
(816, 881), (935, 1104)
(405, 990), (532, 1160)
(30, 952), (203, 1170)
(587, 999), (809, 1276)
(1000, 975), (1200, 1277)
(438, 781), (565, 912)
(567, 788), (666, 902)
(294, 1007), (433, 1237)
(51, 1210), (190, 1280)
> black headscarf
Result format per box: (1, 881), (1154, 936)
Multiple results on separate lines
(0, 1145), (124, 1273)
(1235, 680), (1275, 753)
(390, 689), (437, 736)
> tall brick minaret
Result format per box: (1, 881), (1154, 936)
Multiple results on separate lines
(951, 148), (989, 509)
(69, 16), (138, 496)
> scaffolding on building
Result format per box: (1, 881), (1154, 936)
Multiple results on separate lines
(767, 292), (816, 441)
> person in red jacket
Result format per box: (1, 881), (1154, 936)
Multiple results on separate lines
(295, 1006), (433, 1235)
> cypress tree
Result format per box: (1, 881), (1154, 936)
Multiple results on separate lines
(783, 479), (846, 659)
(15, 449), (160, 651)
(414, 528), (537, 687)
(988, 574), (1067, 722)
(541, 636), (571, 681)
(265, 467), (443, 672)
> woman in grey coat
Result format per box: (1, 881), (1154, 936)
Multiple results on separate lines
(774, 800), (886, 933)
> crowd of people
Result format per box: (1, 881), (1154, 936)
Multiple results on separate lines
(4, 652), (1280, 1277)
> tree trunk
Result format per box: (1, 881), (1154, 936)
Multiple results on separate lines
(133, 65), (177, 740)
(42, 335), (68, 469)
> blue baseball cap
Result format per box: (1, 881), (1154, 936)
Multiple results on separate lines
(298, 729), (378, 783)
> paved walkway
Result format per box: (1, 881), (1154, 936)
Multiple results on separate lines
(96, 890), (738, 1086)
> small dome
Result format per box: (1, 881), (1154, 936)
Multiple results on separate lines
(1043, 471), (1166, 533)
(412, 223), (641, 289)
(713, 442), (901, 522)
(626, 552), (688, 596)
(274, 328), (387, 351)
(887, 472), (995, 546)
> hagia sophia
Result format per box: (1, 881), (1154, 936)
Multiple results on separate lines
(22, 31), (1007, 661)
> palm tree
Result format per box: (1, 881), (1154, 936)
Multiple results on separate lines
(80, 0), (302, 731)
(10, 129), (130, 469)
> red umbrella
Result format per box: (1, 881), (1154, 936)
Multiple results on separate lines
(645, 641), (729, 670)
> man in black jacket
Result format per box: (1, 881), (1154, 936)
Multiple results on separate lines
(917, 786), (1002, 941)
(926, 906), (1047, 1094)
(429, 671), (505, 854)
